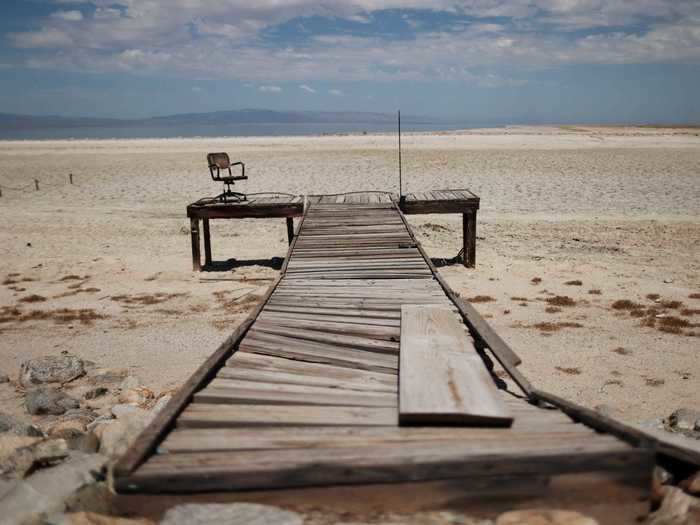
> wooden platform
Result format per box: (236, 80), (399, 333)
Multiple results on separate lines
(186, 189), (479, 270)
(115, 198), (652, 500)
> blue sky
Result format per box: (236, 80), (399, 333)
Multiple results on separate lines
(1, 0), (699, 122)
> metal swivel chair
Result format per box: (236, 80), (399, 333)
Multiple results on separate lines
(207, 152), (247, 203)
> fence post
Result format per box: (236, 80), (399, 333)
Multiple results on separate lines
(69, 173), (73, 185)
(34, 179), (39, 191)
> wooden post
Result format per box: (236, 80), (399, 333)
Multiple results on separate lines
(34, 179), (39, 191)
(286, 217), (294, 245)
(462, 210), (476, 268)
(190, 218), (201, 272)
(202, 219), (212, 267)
(69, 173), (73, 185)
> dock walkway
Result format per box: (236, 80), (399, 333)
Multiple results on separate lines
(115, 198), (650, 499)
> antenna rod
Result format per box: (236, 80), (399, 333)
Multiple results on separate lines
(398, 110), (402, 198)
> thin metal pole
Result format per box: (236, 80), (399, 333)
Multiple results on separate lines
(398, 110), (402, 197)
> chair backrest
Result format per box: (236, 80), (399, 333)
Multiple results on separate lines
(207, 152), (230, 170)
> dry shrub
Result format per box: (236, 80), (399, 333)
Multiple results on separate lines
(60, 275), (83, 281)
(19, 294), (47, 303)
(1, 307), (107, 325)
(510, 296), (529, 302)
(612, 347), (632, 356)
(659, 316), (691, 329)
(640, 316), (656, 328)
(545, 306), (562, 313)
(564, 280), (583, 286)
(2, 277), (18, 286)
(681, 308), (700, 316)
(546, 296), (576, 307)
(466, 295), (495, 303)
(531, 277), (542, 285)
(689, 293), (700, 299)
(611, 299), (643, 310)
(629, 309), (646, 318)
(555, 366), (581, 375)
(588, 289), (602, 295)
(503, 309), (511, 315)
(422, 223), (449, 232)
(645, 378), (665, 387)
(0, 306), (23, 323)
(646, 293), (660, 301)
(532, 321), (583, 332)
(111, 292), (187, 306)
(605, 379), (624, 387)
(660, 300), (683, 309)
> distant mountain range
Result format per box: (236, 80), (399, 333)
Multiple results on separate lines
(0, 109), (438, 131)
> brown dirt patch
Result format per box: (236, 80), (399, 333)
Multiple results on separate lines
(546, 296), (576, 307)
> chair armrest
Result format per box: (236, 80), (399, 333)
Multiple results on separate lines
(230, 161), (245, 178)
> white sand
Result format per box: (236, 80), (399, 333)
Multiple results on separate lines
(0, 126), (698, 423)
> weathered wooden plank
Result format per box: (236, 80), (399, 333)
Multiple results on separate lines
(122, 438), (649, 493)
(399, 305), (512, 427)
(195, 379), (397, 407)
(159, 425), (595, 454)
(178, 403), (397, 428)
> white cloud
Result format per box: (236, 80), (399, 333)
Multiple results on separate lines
(259, 85), (282, 92)
(7, 0), (700, 82)
(299, 84), (316, 93)
(50, 10), (83, 21)
(11, 28), (73, 48)
(329, 89), (344, 96)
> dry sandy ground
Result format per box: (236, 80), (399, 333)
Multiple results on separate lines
(0, 126), (698, 424)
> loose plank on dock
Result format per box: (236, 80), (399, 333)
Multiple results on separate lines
(116, 193), (653, 497)
(399, 305), (512, 426)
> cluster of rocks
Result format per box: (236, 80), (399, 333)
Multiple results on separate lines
(665, 408), (700, 439)
(0, 354), (171, 524)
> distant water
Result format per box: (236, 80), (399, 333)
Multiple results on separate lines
(0, 121), (496, 140)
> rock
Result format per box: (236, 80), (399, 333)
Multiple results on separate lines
(668, 408), (700, 432)
(84, 387), (108, 400)
(160, 503), (303, 525)
(86, 416), (113, 432)
(0, 412), (44, 437)
(646, 486), (700, 525)
(111, 404), (149, 419)
(496, 509), (598, 525)
(0, 372), (9, 383)
(119, 376), (141, 392)
(20, 355), (85, 388)
(151, 395), (172, 414)
(45, 410), (96, 441)
(594, 404), (617, 418)
(0, 452), (107, 525)
(26, 388), (80, 416)
(118, 387), (154, 406)
(0, 438), (69, 478)
(96, 410), (151, 458)
(89, 368), (129, 384)
(680, 471), (700, 496)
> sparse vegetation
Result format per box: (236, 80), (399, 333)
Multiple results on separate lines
(688, 293), (700, 299)
(611, 299), (643, 310)
(564, 280), (582, 286)
(588, 289), (602, 295)
(510, 296), (529, 302)
(660, 300), (683, 309)
(111, 292), (188, 306)
(530, 277), (542, 284)
(545, 306), (562, 313)
(646, 293), (660, 301)
(19, 294), (47, 303)
(681, 308), (700, 316)
(546, 296), (576, 307)
(612, 347), (631, 356)
(555, 366), (581, 375)
(532, 321), (583, 332)
(645, 378), (665, 387)
(466, 295), (495, 303)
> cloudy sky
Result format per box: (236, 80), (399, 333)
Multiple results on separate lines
(1, 0), (699, 122)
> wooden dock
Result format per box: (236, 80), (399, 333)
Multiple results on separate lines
(114, 195), (656, 511)
(187, 189), (479, 270)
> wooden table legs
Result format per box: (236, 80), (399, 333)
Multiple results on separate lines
(190, 218), (201, 272)
(462, 211), (476, 268)
(203, 219), (212, 267)
(286, 218), (294, 245)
